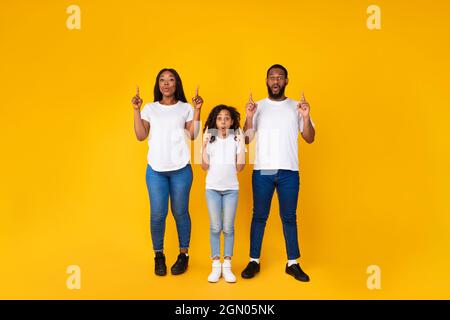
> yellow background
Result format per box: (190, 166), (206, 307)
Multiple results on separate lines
(1, 0), (449, 299)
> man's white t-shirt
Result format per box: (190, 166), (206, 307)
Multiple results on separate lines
(141, 101), (194, 172)
(252, 98), (315, 171)
(205, 134), (243, 191)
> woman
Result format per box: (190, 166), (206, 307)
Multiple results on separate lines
(132, 68), (203, 276)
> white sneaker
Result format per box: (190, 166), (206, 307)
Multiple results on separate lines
(222, 260), (236, 283)
(208, 261), (222, 283)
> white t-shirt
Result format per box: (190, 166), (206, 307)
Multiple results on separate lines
(140, 101), (194, 172)
(252, 98), (315, 171)
(204, 134), (243, 191)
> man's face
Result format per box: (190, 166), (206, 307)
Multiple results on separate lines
(266, 68), (288, 99)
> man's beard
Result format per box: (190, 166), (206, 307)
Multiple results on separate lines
(267, 85), (286, 99)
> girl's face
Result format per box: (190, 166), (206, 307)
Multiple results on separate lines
(216, 109), (234, 135)
(158, 71), (177, 98)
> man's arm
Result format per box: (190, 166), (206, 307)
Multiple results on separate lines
(298, 92), (315, 144)
(244, 93), (257, 145)
(244, 116), (255, 145)
(301, 116), (315, 144)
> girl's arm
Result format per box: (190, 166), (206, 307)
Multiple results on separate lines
(201, 129), (211, 171)
(201, 145), (210, 171)
(236, 128), (246, 172)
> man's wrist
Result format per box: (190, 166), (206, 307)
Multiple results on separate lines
(301, 114), (310, 120)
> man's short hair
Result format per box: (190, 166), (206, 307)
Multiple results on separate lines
(266, 64), (288, 78)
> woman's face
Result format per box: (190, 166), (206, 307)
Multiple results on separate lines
(216, 109), (234, 134)
(158, 71), (177, 98)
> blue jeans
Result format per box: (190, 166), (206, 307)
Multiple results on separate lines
(205, 189), (239, 259)
(145, 164), (193, 252)
(250, 169), (301, 260)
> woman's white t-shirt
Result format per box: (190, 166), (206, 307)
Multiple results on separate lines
(252, 98), (315, 171)
(140, 101), (194, 172)
(205, 134), (243, 191)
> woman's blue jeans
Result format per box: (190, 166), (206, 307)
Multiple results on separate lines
(145, 164), (193, 252)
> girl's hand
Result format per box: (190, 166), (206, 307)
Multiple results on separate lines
(132, 86), (143, 110)
(235, 128), (245, 146)
(297, 91), (310, 118)
(192, 86), (204, 109)
(203, 126), (211, 147)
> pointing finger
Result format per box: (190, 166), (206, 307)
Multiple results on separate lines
(196, 86), (199, 97)
(136, 85), (140, 96)
(301, 91), (306, 102)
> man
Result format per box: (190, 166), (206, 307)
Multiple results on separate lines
(242, 64), (315, 282)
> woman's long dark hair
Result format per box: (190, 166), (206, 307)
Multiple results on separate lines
(153, 68), (187, 103)
(203, 105), (241, 143)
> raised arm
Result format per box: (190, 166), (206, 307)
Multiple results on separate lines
(185, 86), (202, 140)
(201, 127), (211, 171)
(132, 86), (150, 141)
(243, 92), (258, 144)
(297, 92), (315, 144)
(236, 128), (246, 172)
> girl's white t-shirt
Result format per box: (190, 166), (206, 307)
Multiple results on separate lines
(252, 98), (315, 171)
(205, 134), (243, 191)
(140, 101), (194, 172)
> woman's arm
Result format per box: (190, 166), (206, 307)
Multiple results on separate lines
(185, 107), (201, 140)
(185, 87), (203, 140)
(132, 88), (150, 141)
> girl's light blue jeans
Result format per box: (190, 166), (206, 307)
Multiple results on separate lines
(205, 189), (239, 259)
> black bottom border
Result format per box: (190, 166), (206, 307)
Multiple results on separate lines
(1, 300), (448, 318)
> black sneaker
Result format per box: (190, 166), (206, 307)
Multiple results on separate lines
(154, 252), (167, 276)
(171, 253), (189, 275)
(241, 261), (260, 279)
(285, 263), (310, 282)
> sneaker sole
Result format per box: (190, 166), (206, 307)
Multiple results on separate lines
(171, 266), (188, 275)
(286, 269), (310, 282)
(241, 270), (259, 279)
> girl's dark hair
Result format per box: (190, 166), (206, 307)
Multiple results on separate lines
(203, 105), (241, 143)
(153, 68), (187, 103)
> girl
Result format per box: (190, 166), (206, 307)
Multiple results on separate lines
(132, 68), (203, 276)
(201, 105), (246, 283)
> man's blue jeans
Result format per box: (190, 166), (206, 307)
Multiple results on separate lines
(250, 169), (301, 260)
(145, 164), (193, 252)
